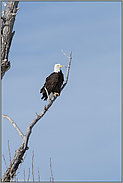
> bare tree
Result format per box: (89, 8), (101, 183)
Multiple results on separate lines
(2, 50), (72, 182)
(1, 1), (72, 182)
(1, 1), (19, 80)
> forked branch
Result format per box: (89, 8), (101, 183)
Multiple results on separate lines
(2, 51), (72, 182)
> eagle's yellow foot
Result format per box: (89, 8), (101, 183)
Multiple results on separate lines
(54, 92), (59, 96)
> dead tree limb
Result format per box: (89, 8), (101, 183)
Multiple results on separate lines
(1, 1), (19, 80)
(2, 114), (24, 138)
(2, 51), (72, 182)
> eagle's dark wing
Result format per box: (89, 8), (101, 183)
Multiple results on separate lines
(40, 71), (64, 101)
(40, 72), (59, 100)
(45, 72), (59, 93)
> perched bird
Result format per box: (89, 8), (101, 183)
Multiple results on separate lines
(40, 64), (64, 101)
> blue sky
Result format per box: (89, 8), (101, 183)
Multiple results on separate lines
(1, 1), (121, 181)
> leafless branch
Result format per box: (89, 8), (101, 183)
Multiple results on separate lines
(38, 168), (40, 182)
(2, 51), (72, 182)
(3, 114), (24, 138)
(32, 151), (34, 182)
(2, 155), (7, 169)
(61, 50), (70, 58)
(61, 51), (72, 90)
(50, 158), (54, 182)
(7, 140), (11, 164)
(23, 169), (25, 182)
(27, 168), (30, 182)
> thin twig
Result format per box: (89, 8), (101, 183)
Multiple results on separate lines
(3, 114), (24, 138)
(32, 151), (34, 182)
(61, 51), (72, 90)
(50, 158), (54, 182)
(23, 169), (25, 182)
(61, 50), (70, 58)
(2, 155), (7, 169)
(7, 140), (11, 164)
(38, 168), (40, 182)
(27, 168), (30, 182)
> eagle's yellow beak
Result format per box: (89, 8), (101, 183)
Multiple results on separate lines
(59, 65), (63, 68)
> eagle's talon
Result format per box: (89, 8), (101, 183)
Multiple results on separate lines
(54, 92), (59, 96)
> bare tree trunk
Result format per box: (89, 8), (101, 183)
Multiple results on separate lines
(1, 1), (19, 80)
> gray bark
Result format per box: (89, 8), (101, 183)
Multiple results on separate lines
(1, 1), (19, 80)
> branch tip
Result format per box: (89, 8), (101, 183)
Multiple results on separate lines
(3, 2), (7, 7)
(61, 50), (70, 58)
(44, 105), (46, 110)
(2, 114), (24, 139)
(16, 7), (20, 10)
(35, 112), (39, 118)
(11, 13), (18, 16)
(2, 114), (6, 118)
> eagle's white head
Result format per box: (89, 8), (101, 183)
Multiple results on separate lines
(54, 64), (63, 73)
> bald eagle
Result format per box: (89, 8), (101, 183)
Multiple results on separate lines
(40, 64), (64, 101)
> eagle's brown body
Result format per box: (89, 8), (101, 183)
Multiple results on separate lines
(40, 70), (64, 101)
